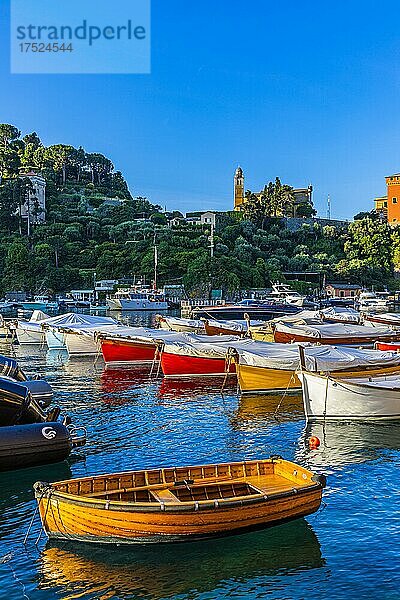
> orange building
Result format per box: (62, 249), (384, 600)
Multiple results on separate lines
(375, 174), (400, 224)
(386, 174), (400, 224)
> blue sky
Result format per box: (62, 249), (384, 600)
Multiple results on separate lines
(1, 0), (400, 218)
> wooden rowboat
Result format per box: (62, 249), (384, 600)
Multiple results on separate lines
(156, 315), (206, 334)
(204, 319), (251, 337)
(364, 313), (400, 327)
(34, 457), (325, 545)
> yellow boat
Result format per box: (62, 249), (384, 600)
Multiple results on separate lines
(34, 457), (325, 545)
(231, 344), (400, 394)
(249, 324), (274, 342)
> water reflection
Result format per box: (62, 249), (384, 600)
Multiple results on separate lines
(158, 376), (236, 400)
(236, 392), (303, 424)
(38, 519), (323, 600)
(110, 310), (172, 328)
(296, 421), (400, 469)
(101, 366), (156, 394)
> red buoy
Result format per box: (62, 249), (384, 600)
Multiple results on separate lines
(309, 436), (320, 449)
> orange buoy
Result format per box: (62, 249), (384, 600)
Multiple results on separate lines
(309, 436), (320, 449)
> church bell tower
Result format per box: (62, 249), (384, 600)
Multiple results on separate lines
(234, 166), (244, 211)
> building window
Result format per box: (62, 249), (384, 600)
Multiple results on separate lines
(350, 291), (355, 297)
(384, 201), (387, 207)
(393, 198), (397, 204)
(340, 291), (344, 298)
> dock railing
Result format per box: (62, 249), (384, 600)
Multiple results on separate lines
(181, 299), (226, 317)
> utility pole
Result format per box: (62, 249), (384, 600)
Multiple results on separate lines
(327, 195), (331, 220)
(25, 183), (31, 237)
(209, 222), (215, 258)
(153, 232), (158, 290)
(93, 271), (97, 302)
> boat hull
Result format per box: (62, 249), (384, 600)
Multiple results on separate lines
(20, 302), (58, 310)
(376, 342), (400, 351)
(37, 491), (321, 544)
(237, 364), (300, 393)
(35, 458), (324, 544)
(300, 371), (400, 421)
(192, 306), (299, 320)
(65, 332), (98, 357)
(16, 325), (44, 345)
(249, 329), (274, 342)
(46, 329), (67, 350)
(101, 338), (157, 364)
(107, 299), (169, 311)
(0, 422), (72, 471)
(236, 363), (400, 395)
(273, 330), (400, 346)
(204, 322), (245, 337)
(161, 352), (236, 378)
(0, 379), (47, 426)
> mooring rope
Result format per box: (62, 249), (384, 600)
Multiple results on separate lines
(272, 371), (298, 420)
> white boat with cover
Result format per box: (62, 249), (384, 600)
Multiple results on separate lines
(44, 313), (118, 350)
(299, 370), (400, 421)
(156, 315), (206, 334)
(15, 310), (51, 344)
(320, 306), (360, 324)
(62, 321), (121, 357)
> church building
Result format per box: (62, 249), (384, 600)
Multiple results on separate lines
(233, 166), (313, 216)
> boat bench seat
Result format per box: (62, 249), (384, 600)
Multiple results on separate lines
(245, 475), (304, 495)
(150, 489), (180, 503)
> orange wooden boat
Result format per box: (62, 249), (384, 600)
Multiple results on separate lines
(34, 457), (325, 545)
(204, 319), (248, 337)
(273, 322), (400, 346)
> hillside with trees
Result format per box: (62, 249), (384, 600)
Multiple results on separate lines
(0, 123), (398, 296)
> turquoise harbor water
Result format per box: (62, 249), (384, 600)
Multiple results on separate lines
(0, 314), (399, 600)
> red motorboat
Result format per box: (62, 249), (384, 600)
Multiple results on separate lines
(160, 336), (238, 378)
(160, 337), (268, 378)
(99, 327), (184, 365)
(161, 350), (236, 378)
(101, 337), (157, 365)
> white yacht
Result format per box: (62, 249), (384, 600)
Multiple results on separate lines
(269, 283), (306, 307)
(106, 288), (169, 311)
(357, 291), (389, 312)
